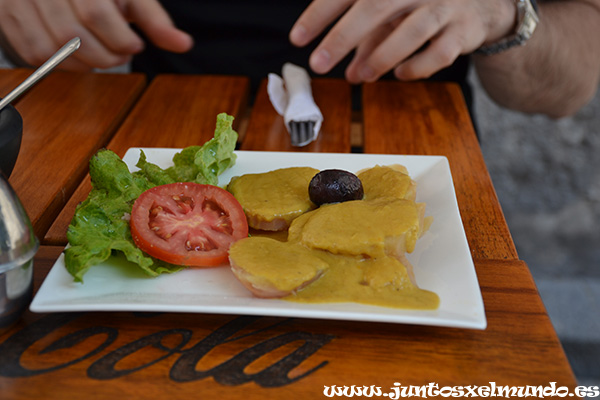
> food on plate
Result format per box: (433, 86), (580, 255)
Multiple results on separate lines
(308, 169), (364, 205)
(358, 164), (417, 201)
(64, 113), (239, 282)
(288, 197), (425, 258)
(227, 167), (319, 231)
(228, 165), (439, 310)
(229, 236), (328, 298)
(358, 164), (432, 234)
(63, 108), (438, 311)
(287, 252), (438, 309)
(130, 182), (248, 267)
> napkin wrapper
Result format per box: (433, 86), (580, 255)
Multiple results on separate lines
(267, 63), (323, 146)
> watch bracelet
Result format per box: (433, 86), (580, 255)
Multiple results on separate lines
(474, 32), (530, 56)
(474, 0), (537, 56)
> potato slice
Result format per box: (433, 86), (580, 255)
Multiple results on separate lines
(227, 167), (318, 231)
(229, 237), (328, 298)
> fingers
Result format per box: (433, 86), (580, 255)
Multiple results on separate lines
(297, 0), (411, 75)
(0, 0), (81, 68)
(71, 0), (145, 54)
(344, 21), (398, 83)
(289, 0), (354, 47)
(394, 29), (463, 81)
(0, 0), (193, 70)
(34, 0), (133, 69)
(292, 0), (500, 82)
(358, 3), (455, 82)
(123, 0), (193, 53)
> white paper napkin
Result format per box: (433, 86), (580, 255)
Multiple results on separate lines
(267, 63), (323, 146)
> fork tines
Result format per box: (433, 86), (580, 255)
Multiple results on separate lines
(289, 120), (315, 147)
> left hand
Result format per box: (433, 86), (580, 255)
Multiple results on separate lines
(289, 0), (516, 83)
(0, 0), (193, 71)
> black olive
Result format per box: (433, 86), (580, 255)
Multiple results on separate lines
(308, 169), (364, 205)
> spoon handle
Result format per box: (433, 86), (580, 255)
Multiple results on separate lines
(0, 37), (81, 111)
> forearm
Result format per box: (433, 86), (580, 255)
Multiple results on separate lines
(473, 0), (600, 118)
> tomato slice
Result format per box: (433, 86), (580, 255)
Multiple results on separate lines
(130, 183), (249, 267)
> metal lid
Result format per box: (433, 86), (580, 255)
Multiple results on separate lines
(0, 173), (39, 274)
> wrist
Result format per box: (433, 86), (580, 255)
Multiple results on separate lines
(475, 0), (539, 55)
(483, 0), (520, 46)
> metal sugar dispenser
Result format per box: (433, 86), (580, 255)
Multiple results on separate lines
(0, 173), (39, 330)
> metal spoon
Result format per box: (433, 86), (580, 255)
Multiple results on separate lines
(0, 37), (81, 112)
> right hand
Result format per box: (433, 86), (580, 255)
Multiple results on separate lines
(289, 0), (516, 83)
(0, 0), (193, 70)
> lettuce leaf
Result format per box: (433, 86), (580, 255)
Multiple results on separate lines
(193, 113), (238, 185)
(134, 113), (237, 185)
(64, 113), (238, 282)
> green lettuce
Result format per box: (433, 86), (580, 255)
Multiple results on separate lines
(134, 113), (237, 185)
(64, 113), (239, 282)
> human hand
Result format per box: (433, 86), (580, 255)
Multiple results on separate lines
(290, 0), (517, 83)
(0, 0), (193, 70)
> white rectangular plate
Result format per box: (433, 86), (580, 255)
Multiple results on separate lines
(31, 149), (486, 329)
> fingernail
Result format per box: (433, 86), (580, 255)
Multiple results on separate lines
(394, 65), (407, 81)
(182, 32), (195, 50)
(310, 49), (331, 73)
(290, 24), (308, 45)
(359, 65), (376, 82)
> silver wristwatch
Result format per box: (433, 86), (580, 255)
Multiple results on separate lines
(475, 0), (539, 55)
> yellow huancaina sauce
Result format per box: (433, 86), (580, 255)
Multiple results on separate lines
(227, 167), (319, 230)
(227, 165), (439, 310)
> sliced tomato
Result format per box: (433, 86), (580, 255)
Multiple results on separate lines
(130, 182), (249, 267)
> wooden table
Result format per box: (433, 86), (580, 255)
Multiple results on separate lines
(0, 68), (577, 399)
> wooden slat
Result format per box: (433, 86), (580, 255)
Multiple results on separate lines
(44, 74), (250, 245)
(362, 81), (518, 260)
(0, 247), (574, 400)
(106, 74), (249, 155)
(241, 78), (351, 152)
(0, 68), (31, 93)
(2, 69), (145, 240)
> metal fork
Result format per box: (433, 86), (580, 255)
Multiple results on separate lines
(289, 120), (315, 147)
